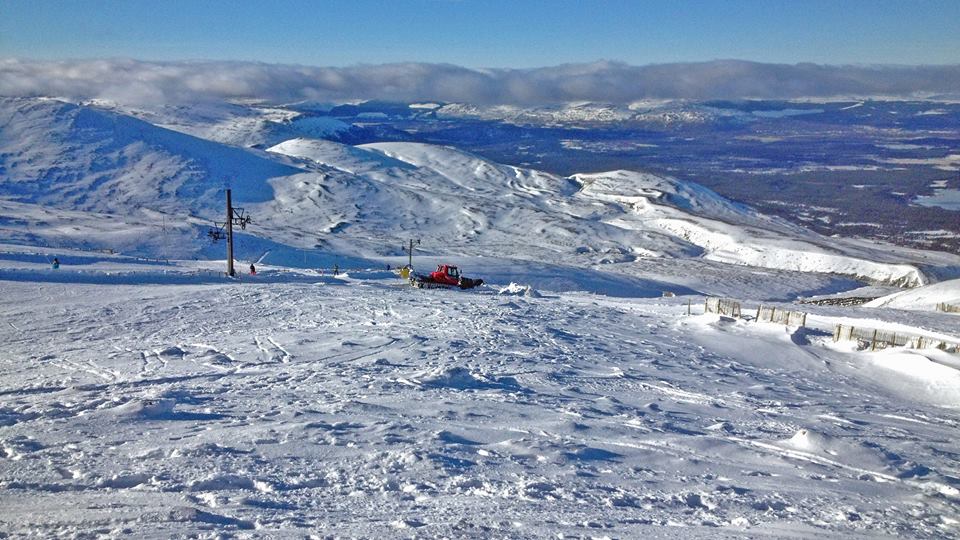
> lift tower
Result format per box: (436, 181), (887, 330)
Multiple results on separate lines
(226, 189), (235, 277)
(208, 189), (252, 278)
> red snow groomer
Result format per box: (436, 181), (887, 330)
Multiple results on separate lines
(410, 264), (484, 290)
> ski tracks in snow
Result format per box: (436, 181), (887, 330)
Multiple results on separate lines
(0, 278), (958, 537)
(253, 335), (291, 364)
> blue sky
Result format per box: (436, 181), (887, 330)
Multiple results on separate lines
(2, 0), (959, 67)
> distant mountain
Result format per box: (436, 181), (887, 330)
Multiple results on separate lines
(78, 99), (394, 149)
(432, 101), (729, 127)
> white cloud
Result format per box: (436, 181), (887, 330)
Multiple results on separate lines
(2, 58), (959, 106)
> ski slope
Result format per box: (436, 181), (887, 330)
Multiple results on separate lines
(0, 251), (958, 537)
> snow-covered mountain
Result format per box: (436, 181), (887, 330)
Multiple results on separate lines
(1, 97), (958, 290)
(82, 99), (355, 149)
(264, 139), (952, 286)
(0, 98), (296, 212)
(433, 100), (725, 127)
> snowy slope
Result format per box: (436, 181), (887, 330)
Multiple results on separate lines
(262, 138), (670, 264)
(0, 199), (209, 258)
(362, 143), (953, 285)
(571, 170), (928, 285)
(0, 97), (298, 213)
(87, 100), (352, 149)
(268, 139), (955, 286)
(865, 278), (960, 311)
(0, 251), (958, 537)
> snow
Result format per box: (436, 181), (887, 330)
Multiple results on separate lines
(867, 351), (960, 407)
(498, 282), (540, 297)
(865, 278), (960, 311)
(86, 100), (351, 149)
(882, 154), (960, 171)
(1, 251), (959, 537)
(0, 98), (297, 213)
(434, 101), (732, 127)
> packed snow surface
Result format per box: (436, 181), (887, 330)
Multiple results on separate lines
(1, 251), (958, 537)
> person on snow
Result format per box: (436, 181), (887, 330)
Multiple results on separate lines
(51, 257), (59, 269)
(249, 263), (256, 275)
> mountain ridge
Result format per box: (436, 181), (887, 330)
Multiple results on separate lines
(1, 97), (958, 289)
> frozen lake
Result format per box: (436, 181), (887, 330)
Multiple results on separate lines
(914, 188), (960, 211)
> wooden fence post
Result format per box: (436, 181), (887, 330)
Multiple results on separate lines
(833, 325), (840, 342)
(801, 313), (807, 328)
(871, 329), (878, 351)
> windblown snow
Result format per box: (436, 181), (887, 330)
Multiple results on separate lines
(1, 253), (959, 537)
(1, 97), (959, 537)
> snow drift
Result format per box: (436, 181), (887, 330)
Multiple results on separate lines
(865, 278), (960, 311)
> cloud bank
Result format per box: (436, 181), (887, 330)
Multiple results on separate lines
(2, 58), (960, 106)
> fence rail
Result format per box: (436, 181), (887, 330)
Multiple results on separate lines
(833, 324), (960, 353)
(705, 297), (741, 318)
(696, 297), (958, 355)
(756, 305), (807, 327)
(937, 303), (960, 314)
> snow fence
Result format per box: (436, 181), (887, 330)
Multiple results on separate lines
(833, 324), (960, 353)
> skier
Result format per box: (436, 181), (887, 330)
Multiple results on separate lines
(334, 264), (339, 275)
(249, 263), (256, 275)
(51, 257), (60, 269)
